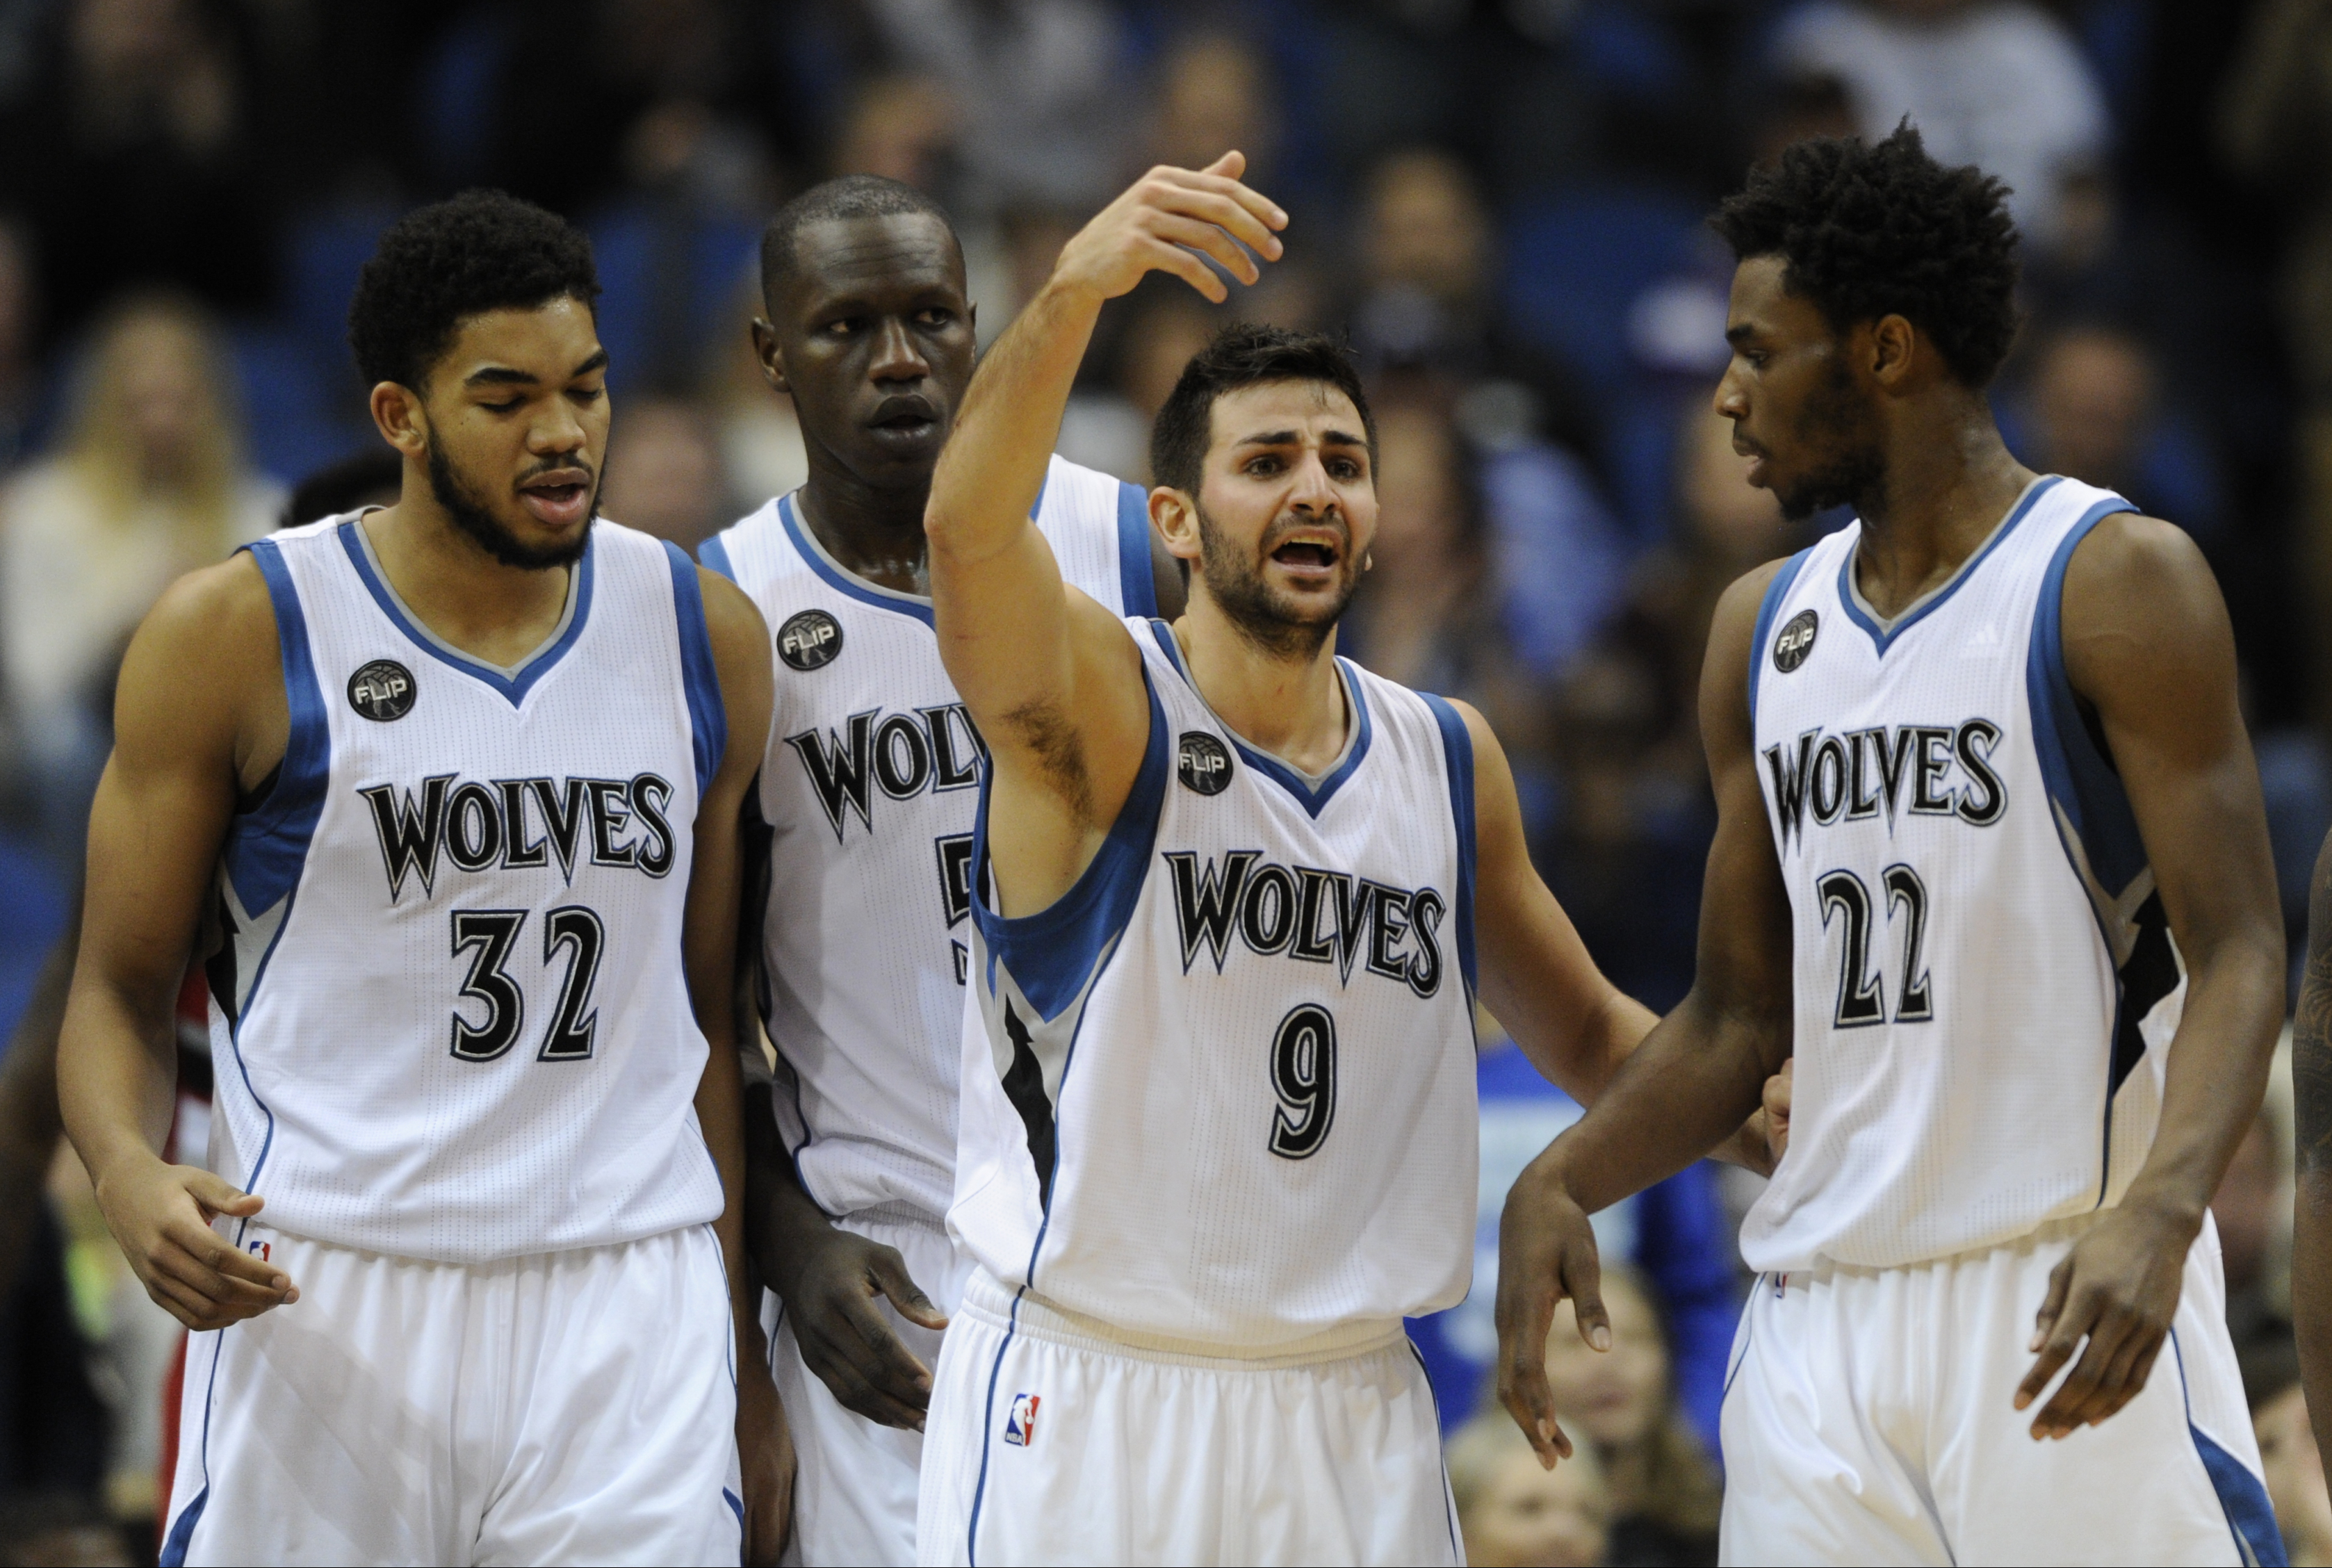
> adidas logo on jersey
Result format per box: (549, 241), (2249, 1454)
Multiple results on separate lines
(1166, 849), (1448, 997)
(1763, 719), (2006, 849)
(359, 773), (678, 900)
(784, 703), (988, 842)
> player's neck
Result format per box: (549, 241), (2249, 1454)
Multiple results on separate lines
(360, 492), (574, 669)
(1850, 411), (2036, 623)
(1175, 593), (1351, 778)
(795, 446), (932, 597)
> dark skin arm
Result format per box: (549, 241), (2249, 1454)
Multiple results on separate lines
(2294, 827), (2332, 1479)
(1495, 562), (1796, 1465)
(687, 569), (794, 1564)
(0, 893), (76, 1293)
(2012, 516), (2283, 1439)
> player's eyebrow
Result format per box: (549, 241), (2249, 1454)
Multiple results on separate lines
(570, 348), (610, 379)
(1725, 322), (1760, 346)
(464, 364), (539, 388)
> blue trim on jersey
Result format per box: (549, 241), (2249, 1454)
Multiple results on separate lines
(1745, 545), (1816, 720)
(161, 1326), (229, 1566)
(778, 493), (936, 628)
(224, 541), (330, 916)
(2173, 1328), (2289, 1566)
(664, 539), (728, 800)
(1834, 477), (2060, 658)
(1144, 619), (1375, 818)
(968, 668), (1169, 1023)
(1115, 481), (1158, 618)
(965, 1290), (1025, 1568)
(336, 519), (597, 705)
(1420, 694), (1478, 1000)
(2026, 496), (2148, 898)
(722, 1487), (745, 1529)
(1406, 1339), (1464, 1560)
(697, 532), (737, 582)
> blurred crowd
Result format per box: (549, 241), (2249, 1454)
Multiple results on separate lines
(1, 0), (2331, 1562)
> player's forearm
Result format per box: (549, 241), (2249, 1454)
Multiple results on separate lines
(2298, 1173), (2332, 1478)
(924, 278), (1102, 570)
(2119, 930), (2284, 1233)
(57, 975), (179, 1187)
(1538, 990), (1779, 1214)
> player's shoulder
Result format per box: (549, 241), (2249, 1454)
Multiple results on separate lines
(695, 494), (797, 594)
(2062, 507), (2205, 591)
(1034, 453), (1138, 537)
(133, 548), (278, 685)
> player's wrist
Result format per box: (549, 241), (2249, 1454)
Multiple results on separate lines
(2116, 1186), (2207, 1241)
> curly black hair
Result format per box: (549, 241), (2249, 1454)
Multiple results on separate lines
(348, 189), (601, 392)
(1709, 123), (2021, 389)
(1150, 323), (1376, 495)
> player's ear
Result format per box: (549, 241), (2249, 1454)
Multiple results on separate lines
(1870, 313), (1917, 389)
(750, 318), (791, 395)
(369, 382), (429, 457)
(1150, 487), (1202, 564)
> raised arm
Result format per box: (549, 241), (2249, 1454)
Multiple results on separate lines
(59, 557), (297, 1330)
(924, 154), (1284, 915)
(1494, 562), (1796, 1467)
(2012, 515), (2284, 1439)
(679, 567), (790, 1562)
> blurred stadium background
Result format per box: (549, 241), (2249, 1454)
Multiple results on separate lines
(0, 1), (2329, 1562)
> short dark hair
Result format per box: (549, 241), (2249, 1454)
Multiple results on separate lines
(348, 189), (600, 392)
(1150, 324), (1377, 495)
(1709, 122), (2021, 388)
(760, 175), (954, 306)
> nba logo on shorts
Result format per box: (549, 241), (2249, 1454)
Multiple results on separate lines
(1004, 1392), (1041, 1447)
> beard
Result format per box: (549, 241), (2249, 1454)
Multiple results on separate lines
(427, 440), (594, 570)
(1771, 357), (1888, 523)
(1196, 500), (1360, 662)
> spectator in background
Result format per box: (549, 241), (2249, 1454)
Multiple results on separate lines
(1057, 284), (1215, 482)
(602, 393), (731, 551)
(0, 218), (37, 472)
(2219, 1102), (2291, 1346)
(1541, 1268), (1723, 1568)
(1447, 1412), (1611, 1568)
(0, 0), (277, 335)
(2013, 320), (2223, 539)
(2243, 1328), (2332, 1565)
(858, 0), (1127, 218)
(1341, 398), (1555, 785)
(1146, 33), (1280, 190)
(1770, 0), (2109, 256)
(0, 293), (279, 854)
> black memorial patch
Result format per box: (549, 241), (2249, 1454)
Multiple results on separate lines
(1177, 731), (1233, 796)
(777, 610), (845, 672)
(348, 660), (416, 721)
(1772, 608), (1819, 674)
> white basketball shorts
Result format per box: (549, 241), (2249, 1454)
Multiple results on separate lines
(1720, 1211), (2282, 1565)
(160, 1220), (743, 1567)
(763, 1209), (971, 1567)
(916, 1268), (1459, 1567)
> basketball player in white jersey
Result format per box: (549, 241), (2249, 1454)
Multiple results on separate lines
(704, 174), (1182, 1565)
(908, 152), (1720, 1565)
(57, 190), (788, 1565)
(1498, 126), (2288, 1565)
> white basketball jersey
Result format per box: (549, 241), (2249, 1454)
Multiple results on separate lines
(950, 619), (1480, 1350)
(702, 457), (1155, 1225)
(1741, 475), (2180, 1273)
(206, 514), (727, 1264)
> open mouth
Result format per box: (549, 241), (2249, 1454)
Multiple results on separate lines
(518, 471), (592, 528)
(1269, 537), (1342, 579)
(869, 397), (940, 446)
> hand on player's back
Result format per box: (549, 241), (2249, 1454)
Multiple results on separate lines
(1764, 1057), (1793, 1163)
(94, 1153), (295, 1330)
(2015, 1203), (2192, 1439)
(1050, 151), (1287, 307)
(774, 1223), (949, 1431)
(1494, 1149), (1610, 1471)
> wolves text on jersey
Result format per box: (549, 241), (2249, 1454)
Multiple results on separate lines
(1763, 719), (2006, 849)
(1166, 849), (1447, 999)
(785, 703), (987, 842)
(360, 773), (677, 901)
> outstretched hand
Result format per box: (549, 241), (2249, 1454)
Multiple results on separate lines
(2014, 1203), (2192, 1438)
(1051, 151), (1287, 306)
(92, 1154), (296, 1330)
(1494, 1150), (1608, 1470)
